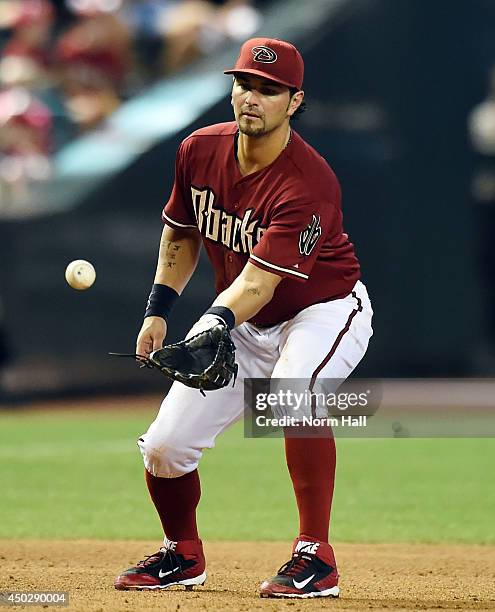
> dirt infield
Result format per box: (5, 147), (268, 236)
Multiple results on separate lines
(1, 541), (495, 610)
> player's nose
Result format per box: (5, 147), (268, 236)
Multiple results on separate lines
(244, 88), (260, 105)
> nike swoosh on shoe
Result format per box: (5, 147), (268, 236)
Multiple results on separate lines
(159, 566), (179, 578)
(292, 574), (315, 589)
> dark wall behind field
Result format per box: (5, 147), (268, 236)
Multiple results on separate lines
(295, 0), (487, 376)
(1, 0), (494, 397)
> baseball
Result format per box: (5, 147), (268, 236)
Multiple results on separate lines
(65, 259), (96, 290)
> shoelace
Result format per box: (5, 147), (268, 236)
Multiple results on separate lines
(277, 543), (315, 577)
(163, 548), (183, 574)
(136, 550), (163, 568)
(137, 547), (183, 573)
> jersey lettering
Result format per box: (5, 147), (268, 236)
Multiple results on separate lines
(191, 186), (265, 254)
(299, 214), (322, 256)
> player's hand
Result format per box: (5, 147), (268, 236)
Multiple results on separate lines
(185, 314), (223, 340)
(136, 316), (167, 358)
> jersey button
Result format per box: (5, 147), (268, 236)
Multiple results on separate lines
(227, 254), (233, 263)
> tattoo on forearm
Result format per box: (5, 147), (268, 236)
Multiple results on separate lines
(160, 240), (182, 269)
(161, 240), (182, 253)
(247, 287), (261, 296)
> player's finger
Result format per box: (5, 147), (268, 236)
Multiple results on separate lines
(152, 334), (165, 352)
(136, 336), (152, 358)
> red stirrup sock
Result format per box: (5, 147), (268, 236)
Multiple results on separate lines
(284, 432), (336, 543)
(145, 468), (201, 541)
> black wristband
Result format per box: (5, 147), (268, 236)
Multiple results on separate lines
(144, 283), (179, 321)
(205, 306), (236, 330)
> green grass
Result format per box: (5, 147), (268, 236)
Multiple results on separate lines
(0, 406), (494, 543)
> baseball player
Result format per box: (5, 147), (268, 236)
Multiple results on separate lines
(114, 37), (373, 599)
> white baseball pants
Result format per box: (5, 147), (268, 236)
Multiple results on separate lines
(138, 280), (373, 478)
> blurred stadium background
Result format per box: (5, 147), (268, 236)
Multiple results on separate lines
(1, 0), (495, 398)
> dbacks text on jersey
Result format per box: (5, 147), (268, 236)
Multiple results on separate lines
(191, 186), (266, 254)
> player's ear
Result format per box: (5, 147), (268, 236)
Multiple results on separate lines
(287, 90), (304, 117)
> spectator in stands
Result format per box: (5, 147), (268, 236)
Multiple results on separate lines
(0, 87), (52, 209)
(119, 0), (179, 82)
(0, 0), (55, 89)
(55, 0), (132, 130)
(162, 0), (261, 74)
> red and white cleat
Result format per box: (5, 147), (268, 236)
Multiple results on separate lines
(260, 535), (339, 599)
(114, 538), (206, 591)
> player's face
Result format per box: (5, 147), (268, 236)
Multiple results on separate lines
(231, 74), (296, 137)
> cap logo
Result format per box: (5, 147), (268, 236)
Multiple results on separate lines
(251, 46), (277, 64)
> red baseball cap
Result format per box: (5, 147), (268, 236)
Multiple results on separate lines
(224, 37), (304, 90)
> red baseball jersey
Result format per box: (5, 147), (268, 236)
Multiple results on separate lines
(162, 122), (360, 326)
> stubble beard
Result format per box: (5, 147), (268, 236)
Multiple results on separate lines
(238, 115), (267, 137)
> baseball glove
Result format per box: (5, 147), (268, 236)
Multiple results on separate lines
(110, 321), (238, 395)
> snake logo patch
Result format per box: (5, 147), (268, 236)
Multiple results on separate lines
(299, 215), (322, 256)
(252, 46), (278, 63)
